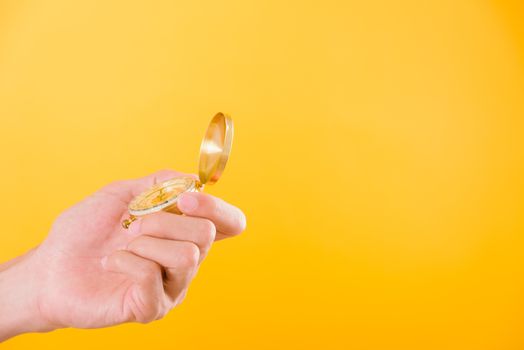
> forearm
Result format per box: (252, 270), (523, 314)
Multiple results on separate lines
(0, 250), (52, 342)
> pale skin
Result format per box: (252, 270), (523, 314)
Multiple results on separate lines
(0, 170), (246, 342)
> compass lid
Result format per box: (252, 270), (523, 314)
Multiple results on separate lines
(198, 112), (234, 185)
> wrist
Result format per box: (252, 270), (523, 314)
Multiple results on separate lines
(0, 249), (57, 342)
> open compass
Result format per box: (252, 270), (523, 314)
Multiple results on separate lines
(122, 112), (234, 229)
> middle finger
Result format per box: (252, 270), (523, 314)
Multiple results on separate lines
(137, 211), (216, 257)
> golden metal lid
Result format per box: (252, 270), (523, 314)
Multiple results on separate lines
(198, 112), (234, 185)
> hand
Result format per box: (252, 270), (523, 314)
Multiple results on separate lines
(0, 170), (246, 341)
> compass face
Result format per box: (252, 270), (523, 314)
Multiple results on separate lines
(128, 177), (198, 216)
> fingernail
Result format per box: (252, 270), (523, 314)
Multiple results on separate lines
(100, 256), (108, 269)
(178, 193), (199, 212)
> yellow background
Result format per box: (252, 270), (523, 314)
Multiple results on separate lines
(1, 0), (523, 349)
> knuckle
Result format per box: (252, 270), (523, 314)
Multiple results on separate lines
(178, 244), (200, 269)
(111, 251), (127, 267)
(132, 287), (162, 324)
(200, 219), (217, 242)
(136, 304), (160, 324)
(201, 194), (219, 216)
(136, 309), (156, 324)
(137, 261), (159, 283)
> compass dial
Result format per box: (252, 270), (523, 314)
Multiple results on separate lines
(122, 113), (233, 229)
(128, 177), (199, 216)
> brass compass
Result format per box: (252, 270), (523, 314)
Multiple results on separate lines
(122, 112), (234, 229)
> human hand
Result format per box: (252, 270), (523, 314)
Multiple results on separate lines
(0, 170), (246, 341)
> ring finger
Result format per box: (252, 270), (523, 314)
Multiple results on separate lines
(126, 235), (200, 303)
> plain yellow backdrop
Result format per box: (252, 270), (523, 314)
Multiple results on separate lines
(0, 0), (523, 349)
